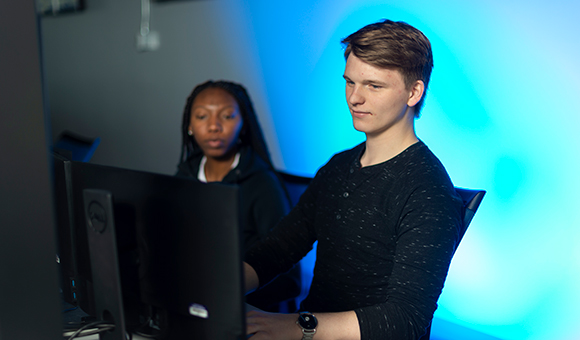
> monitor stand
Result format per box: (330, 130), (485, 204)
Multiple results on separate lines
(84, 189), (128, 340)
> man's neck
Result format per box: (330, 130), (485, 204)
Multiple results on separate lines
(361, 128), (418, 168)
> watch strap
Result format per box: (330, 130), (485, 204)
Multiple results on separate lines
(301, 328), (316, 340)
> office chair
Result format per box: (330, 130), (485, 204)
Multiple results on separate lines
(53, 130), (101, 162)
(419, 187), (486, 340)
(454, 187), (486, 244)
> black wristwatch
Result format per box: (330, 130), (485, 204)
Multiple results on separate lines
(296, 312), (317, 340)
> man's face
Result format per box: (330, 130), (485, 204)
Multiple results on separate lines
(343, 54), (418, 140)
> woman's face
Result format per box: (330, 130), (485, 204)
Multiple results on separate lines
(188, 87), (244, 160)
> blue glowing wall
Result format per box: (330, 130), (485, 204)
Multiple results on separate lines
(214, 1), (580, 339)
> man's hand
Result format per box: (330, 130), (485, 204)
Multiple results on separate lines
(246, 310), (302, 340)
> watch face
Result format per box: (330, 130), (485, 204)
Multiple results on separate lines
(298, 313), (318, 330)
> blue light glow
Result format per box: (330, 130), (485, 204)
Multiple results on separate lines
(216, 1), (580, 339)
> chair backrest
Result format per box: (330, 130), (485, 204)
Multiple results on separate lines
(454, 187), (486, 243)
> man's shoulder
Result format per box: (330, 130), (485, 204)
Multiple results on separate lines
(395, 141), (445, 172)
(395, 142), (455, 192)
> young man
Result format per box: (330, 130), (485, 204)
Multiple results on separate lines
(244, 20), (463, 340)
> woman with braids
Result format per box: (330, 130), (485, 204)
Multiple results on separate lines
(176, 80), (298, 311)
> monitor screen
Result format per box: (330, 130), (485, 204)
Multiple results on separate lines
(54, 159), (246, 339)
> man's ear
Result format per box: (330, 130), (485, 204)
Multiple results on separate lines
(407, 80), (425, 107)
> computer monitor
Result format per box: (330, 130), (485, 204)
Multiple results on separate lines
(53, 153), (79, 307)
(53, 159), (246, 339)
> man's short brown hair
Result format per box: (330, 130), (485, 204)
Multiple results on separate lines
(342, 19), (434, 117)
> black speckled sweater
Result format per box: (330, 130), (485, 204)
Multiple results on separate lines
(245, 141), (463, 340)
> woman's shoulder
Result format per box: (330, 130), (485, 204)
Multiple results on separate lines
(176, 153), (203, 177)
(228, 147), (277, 182)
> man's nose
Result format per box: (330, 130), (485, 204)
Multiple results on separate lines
(348, 85), (364, 106)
